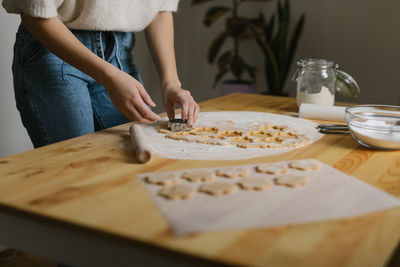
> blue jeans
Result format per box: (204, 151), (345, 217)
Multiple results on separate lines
(12, 24), (140, 148)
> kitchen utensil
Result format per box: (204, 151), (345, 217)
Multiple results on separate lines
(129, 124), (152, 163)
(345, 105), (400, 150)
(168, 119), (192, 132)
(299, 103), (347, 122)
(317, 105), (400, 150)
(316, 124), (350, 134)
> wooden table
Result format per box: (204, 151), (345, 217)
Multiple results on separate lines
(0, 93), (399, 267)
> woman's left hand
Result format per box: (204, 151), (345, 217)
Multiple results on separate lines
(162, 82), (200, 125)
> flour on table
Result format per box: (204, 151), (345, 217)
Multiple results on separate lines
(159, 120), (311, 150)
(139, 112), (324, 160)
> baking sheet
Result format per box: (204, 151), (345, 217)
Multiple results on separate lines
(137, 159), (400, 236)
(138, 111), (324, 160)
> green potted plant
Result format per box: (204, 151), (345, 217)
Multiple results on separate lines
(192, 0), (274, 95)
(249, 0), (305, 96)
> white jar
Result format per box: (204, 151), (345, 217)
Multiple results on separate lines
(293, 59), (359, 107)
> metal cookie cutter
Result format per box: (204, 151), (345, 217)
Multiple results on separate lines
(168, 119), (192, 132)
(317, 124), (350, 134)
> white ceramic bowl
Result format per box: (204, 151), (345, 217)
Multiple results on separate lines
(345, 105), (400, 150)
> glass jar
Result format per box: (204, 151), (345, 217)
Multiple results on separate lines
(292, 59), (360, 107)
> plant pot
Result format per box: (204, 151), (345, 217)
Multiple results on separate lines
(220, 81), (256, 96)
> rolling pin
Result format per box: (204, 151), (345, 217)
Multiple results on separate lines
(129, 124), (152, 163)
(299, 103), (347, 122)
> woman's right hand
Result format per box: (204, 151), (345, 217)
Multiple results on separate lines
(101, 67), (161, 123)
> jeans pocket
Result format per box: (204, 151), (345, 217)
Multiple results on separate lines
(21, 42), (47, 66)
(18, 29), (48, 66)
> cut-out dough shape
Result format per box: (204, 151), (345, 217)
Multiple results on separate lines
(158, 121), (311, 150)
(274, 174), (309, 188)
(289, 160), (321, 171)
(158, 184), (195, 200)
(181, 170), (216, 183)
(216, 167), (251, 178)
(199, 182), (238, 196)
(256, 163), (288, 175)
(145, 173), (180, 186)
(238, 178), (273, 191)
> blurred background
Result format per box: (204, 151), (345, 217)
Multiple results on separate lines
(1, 0), (400, 157)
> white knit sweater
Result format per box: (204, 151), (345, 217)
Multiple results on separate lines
(2, 0), (180, 32)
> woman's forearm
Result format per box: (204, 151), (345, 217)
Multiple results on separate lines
(144, 11), (181, 89)
(144, 11), (199, 124)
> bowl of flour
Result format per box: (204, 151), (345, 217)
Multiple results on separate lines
(345, 105), (400, 150)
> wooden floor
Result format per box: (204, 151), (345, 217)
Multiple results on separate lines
(0, 247), (399, 267)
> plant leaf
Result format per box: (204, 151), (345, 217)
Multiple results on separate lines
(242, 61), (257, 82)
(217, 51), (232, 71)
(213, 67), (229, 87)
(230, 56), (245, 81)
(203, 6), (231, 27)
(271, 0), (289, 91)
(264, 13), (275, 42)
(247, 13), (266, 28)
(254, 33), (280, 94)
(285, 14), (305, 81)
(208, 32), (228, 64)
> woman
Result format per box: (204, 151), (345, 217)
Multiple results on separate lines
(2, 0), (199, 148)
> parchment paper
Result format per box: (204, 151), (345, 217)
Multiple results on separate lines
(137, 159), (400, 236)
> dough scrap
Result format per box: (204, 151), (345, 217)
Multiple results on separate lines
(145, 173), (180, 186)
(199, 182), (238, 196)
(238, 178), (273, 191)
(274, 174), (309, 188)
(256, 163), (288, 175)
(166, 134), (198, 142)
(280, 136), (311, 148)
(216, 167), (251, 178)
(158, 184), (195, 200)
(289, 160), (321, 171)
(236, 143), (264, 149)
(196, 138), (231, 146)
(182, 170), (216, 182)
(157, 122), (173, 134)
(158, 120), (310, 150)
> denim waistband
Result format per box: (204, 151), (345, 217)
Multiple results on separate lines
(17, 24), (136, 72)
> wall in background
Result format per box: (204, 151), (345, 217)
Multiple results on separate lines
(1, 0), (399, 157)
(136, 0), (400, 107)
(0, 10), (33, 157)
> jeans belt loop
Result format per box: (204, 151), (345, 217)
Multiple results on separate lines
(112, 32), (124, 72)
